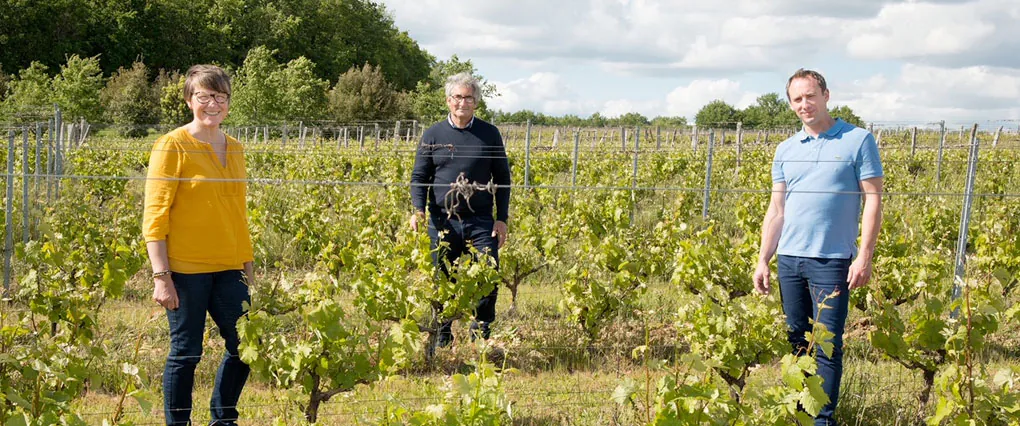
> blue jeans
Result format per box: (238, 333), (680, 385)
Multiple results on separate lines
(428, 214), (500, 339)
(163, 270), (250, 426)
(777, 255), (851, 426)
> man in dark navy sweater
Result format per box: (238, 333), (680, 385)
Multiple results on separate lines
(410, 72), (511, 349)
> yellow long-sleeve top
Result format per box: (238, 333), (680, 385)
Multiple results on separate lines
(143, 127), (254, 273)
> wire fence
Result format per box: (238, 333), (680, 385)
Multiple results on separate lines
(1, 113), (1015, 282)
(0, 111), (1016, 424)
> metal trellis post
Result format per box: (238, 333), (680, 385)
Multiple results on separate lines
(950, 124), (980, 316)
(702, 130), (716, 219)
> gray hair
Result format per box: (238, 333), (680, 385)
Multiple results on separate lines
(445, 72), (481, 98)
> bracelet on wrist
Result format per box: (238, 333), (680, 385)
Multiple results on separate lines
(152, 270), (172, 279)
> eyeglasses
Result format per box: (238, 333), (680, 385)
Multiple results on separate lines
(194, 92), (230, 104)
(450, 94), (476, 104)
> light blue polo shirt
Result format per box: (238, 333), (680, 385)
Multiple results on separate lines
(772, 119), (883, 259)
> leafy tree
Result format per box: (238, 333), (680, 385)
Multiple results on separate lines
(0, 0), (218, 78)
(0, 65), (10, 104)
(695, 99), (740, 129)
(408, 55), (494, 125)
(276, 56), (329, 122)
(830, 105), (865, 128)
(741, 93), (798, 129)
(0, 0), (433, 92)
(258, 0), (431, 91)
(230, 46), (330, 124)
(776, 109), (799, 128)
(615, 112), (649, 127)
(0, 0), (95, 77)
(528, 110), (552, 125)
(100, 61), (159, 137)
(408, 80), (450, 128)
(2, 61), (52, 120)
(200, 0), (431, 91)
(328, 63), (401, 122)
(741, 93), (783, 126)
(650, 116), (688, 128)
(373, 30), (434, 92)
(560, 113), (585, 127)
(95, 0), (220, 76)
(51, 54), (104, 122)
(156, 69), (190, 126)
(490, 111), (688, 128)
(230, 46), (283, 124)
(492, 109), (549, 125)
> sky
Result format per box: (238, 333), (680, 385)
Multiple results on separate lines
(378, 0), (1020, 127)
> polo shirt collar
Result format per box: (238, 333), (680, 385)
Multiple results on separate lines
(448, 114), (475, 129)
(797, 118), (847, 142)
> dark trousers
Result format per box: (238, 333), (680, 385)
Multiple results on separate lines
(427, 214), (500, 334)
(163, 270), (250, 426)
(777, 255), (852, 426)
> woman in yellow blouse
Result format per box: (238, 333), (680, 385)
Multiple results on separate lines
(143, 64), (253, 426)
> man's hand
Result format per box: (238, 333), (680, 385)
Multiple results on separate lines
(410, 211), (426, 232)
(153, 276), (179, 310)
(847, 256), (873, 290)
(492, 220), (508, 248)
(752, 260), (771, 295)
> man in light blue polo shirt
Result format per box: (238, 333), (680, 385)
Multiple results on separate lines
(752, 69), (883, 426)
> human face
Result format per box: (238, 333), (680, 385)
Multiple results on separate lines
(787, 77), (830, 127)
(186, 87), (230, 128)
(446, 84), (476, 122)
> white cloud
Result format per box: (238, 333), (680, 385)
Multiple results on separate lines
(731, 0), (896, 18)
(720, 16), (840, 47)
(379, 0), (1020, 123)
(489, 72), (594, 115)
(850, 74), (889, 93)
(846, 2), (996, 60)
(665, 79), (757, 119)
(380, 0), (869, 74)
(672, 37), (772, 70)
(600, 99), (663, 118)
(842, 65), (1020, 123)
(899, 64), (1020, 108)
(493, 75), (771, 120)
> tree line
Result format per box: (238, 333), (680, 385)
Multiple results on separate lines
(491, 94), (864, 130)
(0, 49), (490, 136)
(0, 48), (865, 135)
(0, 0), (431, 91)
(0, 0), (866, 133)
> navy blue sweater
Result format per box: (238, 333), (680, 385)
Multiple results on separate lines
(410, 117), (511, 222)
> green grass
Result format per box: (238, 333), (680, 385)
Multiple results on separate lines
(22, 135), (1019, 425)
(68, 272), (1020, 425)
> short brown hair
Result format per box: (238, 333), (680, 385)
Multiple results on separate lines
(183, 64), (231, 100)
(786, 68), (827, 100)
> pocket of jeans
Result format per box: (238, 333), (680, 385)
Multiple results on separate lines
(807, 258), (852, 285)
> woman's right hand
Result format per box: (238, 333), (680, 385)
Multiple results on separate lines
(153, 276), (179, 310)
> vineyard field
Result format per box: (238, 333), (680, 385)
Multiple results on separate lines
(1, 125), (1018, 425)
